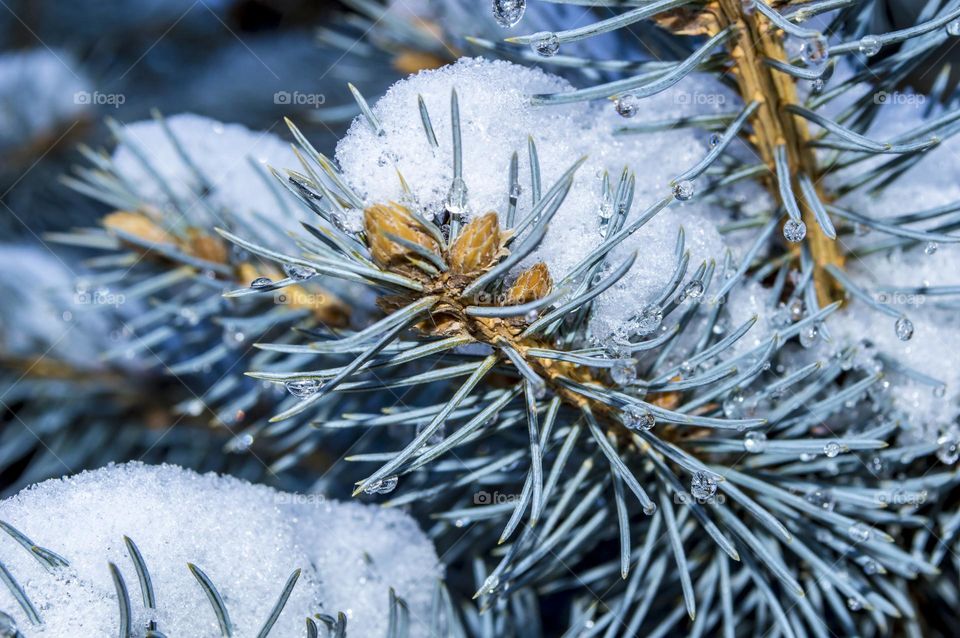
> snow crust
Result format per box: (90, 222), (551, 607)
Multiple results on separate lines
(0, 463), (441, 637)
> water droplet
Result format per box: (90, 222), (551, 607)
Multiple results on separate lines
(283, 263), (317, 281)
(823, 441), (842, 458)
(642, 502), (657, 515)
(615, 93), (640, 118)
(598, 194), (614, 220)
(525, 309), (539, 323)
(363, 476), (399, 495)
(783, 219), (806, 243)
(597, 194), (614, 237)
(232, 433), (254, 452)
(936, 430), (960, 464)
(847, 597), (863, 611)
(532, 380), (547, 400)
(862, 559), (881, 575)
(531, 32), (560, 57)
(933, 384), (947, 398)
(848, 522), (871, 542)
(417, 421), (446, 446)
(894, 315), (914, 341)
(811, 78), (825, 93)
(709, 133), (722, 148)
(691, 471), (718, 500)
(284, 378), (323, 398)
(622, 404), (655, 431)
(800, 452), (816, 462)
(184, 399), (205, 417)
(330, 212), (348, 232)
(179, 307), (200, 326)
(635, 305), (663, 335)
(924, 241), (938, 255)
(683, 280), (704, 299)
(948, 19), (960, 36)
(858, 35), (881, 57)
(611, 359), (637, 386)
(799, 323), (819, 349)
(788, 298), (805, 322)
(446, 177), (469, 218)
(800, 34), (830, 68)
(250, 276), (272, 289)
(492, 0), (525, 28)
(743, 431), (767, 453)
(481, 573), (500, 594)
(673, 180), (694, 201)
(805, 489), (835, 511)
(723, 390), (745, 418)
(222, 325), (246, 349)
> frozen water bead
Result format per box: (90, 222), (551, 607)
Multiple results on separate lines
(335, 57), (757, 344)
(0, 463), (442, 637)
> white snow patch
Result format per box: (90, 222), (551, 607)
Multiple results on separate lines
(334, 57), (757, 343)
(0, 49), (91, 154)
(0, 463), (441, 637)
(723, 279), (777, 355)
(813, 76), (960, 436)
(111, 114), (305, 247)
(0, 244), (112, 369)
(828, 90), (957, 231)
(826, 245), (960, 435)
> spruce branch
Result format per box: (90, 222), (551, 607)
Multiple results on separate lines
(16, 0), (960, 634)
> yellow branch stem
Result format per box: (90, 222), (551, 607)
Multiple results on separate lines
(716, 0), (845, 305)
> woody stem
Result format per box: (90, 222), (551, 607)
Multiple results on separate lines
(716, 0), (844, 305)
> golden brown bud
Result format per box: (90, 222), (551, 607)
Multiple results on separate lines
(364, 202), (440, 279)
(449, 212), (503, 276)
(236, 263), (349, 327)
(103, 211), (174, 246)
(186, 228), (228, 264)
(506, 262), (552, 305)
